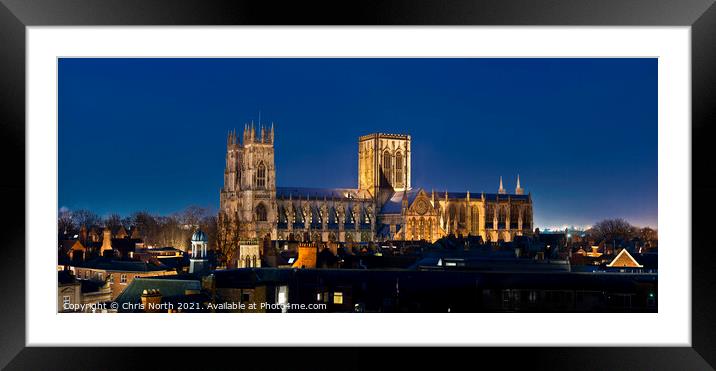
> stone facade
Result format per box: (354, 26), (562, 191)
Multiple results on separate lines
(219, 125), (534, 244)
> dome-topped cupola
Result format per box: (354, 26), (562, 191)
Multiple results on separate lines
(191, 229), (208, 243)
(189, 228), (209, 275)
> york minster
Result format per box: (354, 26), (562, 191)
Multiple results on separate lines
(219, 124), (533, 244)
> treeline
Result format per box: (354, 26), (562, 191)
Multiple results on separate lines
(58, 206), (218, 252)
(583, 218), (658, 247)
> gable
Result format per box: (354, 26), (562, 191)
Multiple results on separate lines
(408, 190), (436, 216)
(607, 249), (643, 268)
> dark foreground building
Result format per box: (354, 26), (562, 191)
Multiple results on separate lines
(209, 268), (657, 313)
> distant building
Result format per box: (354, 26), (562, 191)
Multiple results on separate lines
(219, 126), (534, 245)
(65, 259), (177, 300)
(58, 270), (112, 313)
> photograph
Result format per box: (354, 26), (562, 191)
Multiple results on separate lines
(4, 0), (715, 368)
(57, 57), (658, 314)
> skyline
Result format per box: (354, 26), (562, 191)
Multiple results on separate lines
(59, 58), (657, 228)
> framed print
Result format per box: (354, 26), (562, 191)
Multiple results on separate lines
(2, 0), (715, 369)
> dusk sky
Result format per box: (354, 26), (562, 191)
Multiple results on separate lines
(59, 58), (657, 229)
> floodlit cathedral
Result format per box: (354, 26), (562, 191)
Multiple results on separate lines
(219, 124), (533, 244)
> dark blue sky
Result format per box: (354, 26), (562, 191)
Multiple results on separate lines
(59, 58), (657, 229)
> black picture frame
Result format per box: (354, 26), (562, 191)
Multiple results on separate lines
(2, 0), (715, 369)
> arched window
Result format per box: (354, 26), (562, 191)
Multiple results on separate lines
(252, 255), (257, 268)
(427, 219), (433, 241)
(256, 162), (266, 189)
(395, 151), (404, 187)
(245, 255), (251, 268)
(382, 151), (392, 184)
(472, 207), (480, 234)
(256, 203), (268, 222)
(418, 218), (425, 240)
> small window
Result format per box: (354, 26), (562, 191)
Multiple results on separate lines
(317, 293), (322, 302)
(98, 272), (103, 280)
(333, 292), (343, 305)
(63, 295), (71, 306)
(120, 274), (127, 284)
(108, 273), (114, 282)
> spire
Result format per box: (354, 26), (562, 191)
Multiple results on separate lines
(467, 190), (470, 202)
(270, 122), (275, 144)
(515, 174), (524, 195)
(498, 176), (506, 195)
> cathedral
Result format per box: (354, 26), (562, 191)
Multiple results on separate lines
(219, 124), (533, 244)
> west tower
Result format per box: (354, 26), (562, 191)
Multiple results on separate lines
(220, 122), (278, 240)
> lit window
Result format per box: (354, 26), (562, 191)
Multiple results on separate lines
(333, 292), (343, 304)
(395, 152), (403, 187)
(317, 293), (322, 301)
(98, 272), (103, 280)
(63, 295), (71, 306)
(120, 274), (127, 284)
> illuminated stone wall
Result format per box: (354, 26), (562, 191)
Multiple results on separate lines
(358, 133), (411, 195)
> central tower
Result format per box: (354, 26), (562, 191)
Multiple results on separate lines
(358, 133), (411, 196)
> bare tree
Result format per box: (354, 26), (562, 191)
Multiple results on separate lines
(215, 212), (239, 267)
(72, 209), (101, 229)
(104, 213), (123, 231)
(639, 227), (658, 247)
(179, 205), (209, 227)
(58, 208), (75, 235)
(587, 218), (636, 244)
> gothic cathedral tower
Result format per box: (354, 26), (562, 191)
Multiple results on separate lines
(220, 123), (277, 241)
(358, 133), (411, 203)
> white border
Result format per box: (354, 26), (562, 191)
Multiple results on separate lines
(27, 27), (690, 346)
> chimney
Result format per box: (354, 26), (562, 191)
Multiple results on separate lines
(100, 227), (113, 257)
(141, 289), (163, 313)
